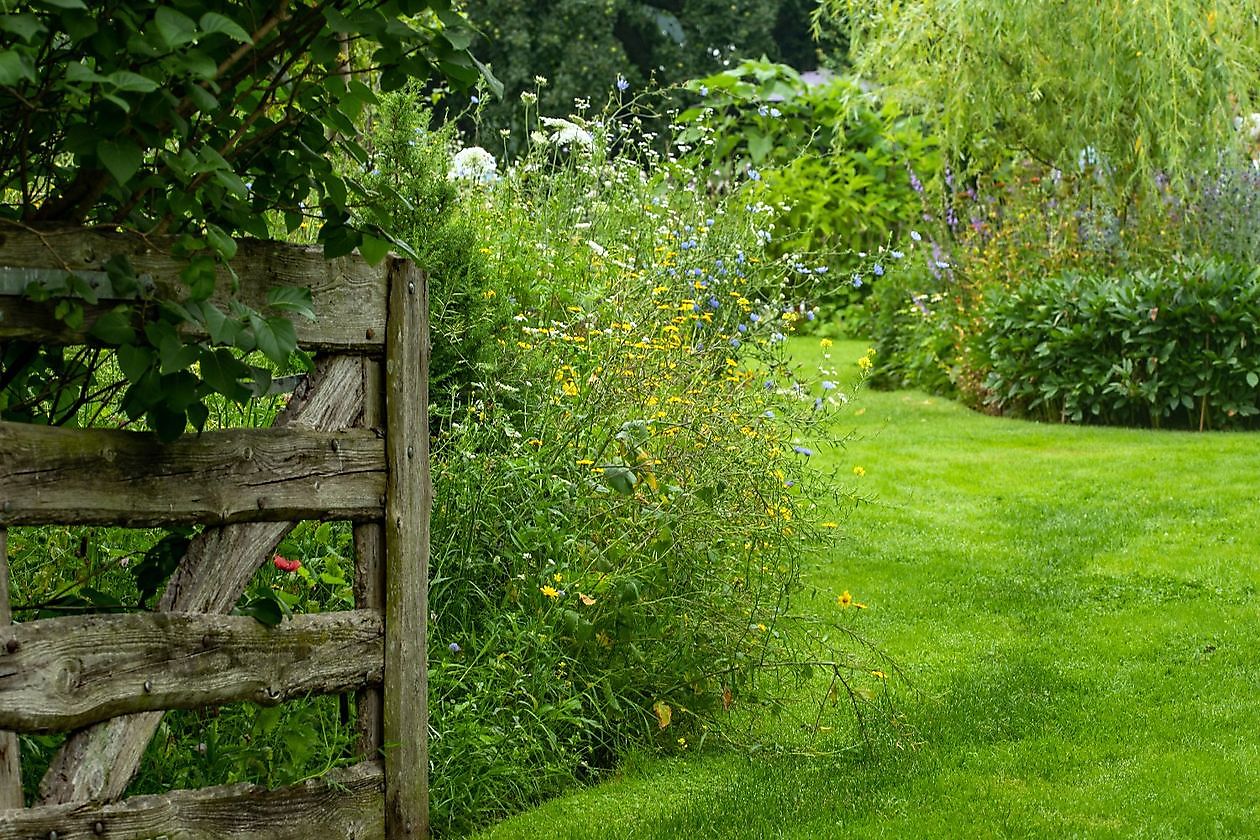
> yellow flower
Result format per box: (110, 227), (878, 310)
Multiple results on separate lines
(540, 585), (560, 598)
(482, 288), (497, 299)
(837, 590), (867, 609)
(819, 338), (833, 348)
(820, 521), (838, 529)
(852, 466), (866, 477)
(871, 670), (887, 681)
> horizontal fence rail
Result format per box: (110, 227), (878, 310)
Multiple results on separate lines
(0, 760), (385, 839)
(0, 223), (387, 351)
(0, 422), (385, 527)
(0, 610), (383, 733)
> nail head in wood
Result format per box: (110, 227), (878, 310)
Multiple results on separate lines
(143, 680), (152, 693)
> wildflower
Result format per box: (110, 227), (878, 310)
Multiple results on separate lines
(852, 465), (866, 477)
(820, 521), (838, 528)
(819, 338), (833, 348)
(891, 250), (904, 259)
(616, 75), (629, 92)
(792, 445), (813, 456)
(699, 85), (709, 96)
(747, 167), (761, 182)
(871, 670), (887, 680)
(448, 642), (461, 654)
(540, 585), (560, 598)
(837, 590), (867, 609)
(821, 380), (836, 391)
(273, 554), (301, 573)
(540, 117), (594, 149)
(910, 230), (922, 242)
(448, 146), (498, 184)
(873, 263), (884, 276)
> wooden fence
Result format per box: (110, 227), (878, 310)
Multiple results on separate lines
(0, 223), (432, 838)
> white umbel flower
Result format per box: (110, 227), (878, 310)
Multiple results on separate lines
(540, 117), (594, 149)
(448, 146), (498, 184)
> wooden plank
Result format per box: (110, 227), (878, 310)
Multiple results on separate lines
(38, 355), (365, 806)
(0, 610), (383, 733)
(354, 357), (386, 760)
(0, 422), (385, 527)
(0, 529), (19, 809)
(0, 760), (383, 839)
(0, 222), (387, 351)
(383, 260), (431, 837)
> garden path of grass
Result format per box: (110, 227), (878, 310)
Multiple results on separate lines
(478, 338), (1260, 839)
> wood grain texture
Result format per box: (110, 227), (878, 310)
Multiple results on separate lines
(38, 355), (365, 806)
(354, 358), (386, 761)
(0, 760), (383, 839)
(383, 260), (431, 837)
(0, 610), (383, 733)
(0, 222), (387, 351)
(0, 529), (20, 809)
(0, 422), (385, 528)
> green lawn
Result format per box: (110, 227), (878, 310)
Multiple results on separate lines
(476, 338), (1260, 839)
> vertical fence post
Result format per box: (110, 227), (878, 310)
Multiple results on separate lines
(383, 259), (431, 837)
(0, 528), (22, 809)
(354, 358), (386, 760)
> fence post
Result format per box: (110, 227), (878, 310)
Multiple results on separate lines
(383, 259), (431, 837)
(0, 529), (20, 809)
(354, 358), (386, 759)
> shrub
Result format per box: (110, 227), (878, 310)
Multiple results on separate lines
(674, 59), (939, 314)
(981, 258), (1260, 430)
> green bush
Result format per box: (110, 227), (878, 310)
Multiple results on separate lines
(981, 259), (1260, 430)
(674, 59), (939, 314)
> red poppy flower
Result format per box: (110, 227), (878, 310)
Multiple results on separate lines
(272, 554), (302, 573)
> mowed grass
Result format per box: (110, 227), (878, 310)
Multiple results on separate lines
(476, 338), (1260, 840)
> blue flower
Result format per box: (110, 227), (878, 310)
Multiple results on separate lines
(851, 275), (863, 289)
(699, 85), (709, 96)
(729, 337), (741, 348)
(821, 380), (837, 390)
(891, 250), (905, 259)
(792, 445), (813, 456)
(737, 323), (748, 333)
(448, 642), (461, 654)
(750, 313), (761, 323)
(806, 311), (816, 321)
(910, 230), (922, 242)
(873, 264), (884, 276)
(747, 168), (761, 182)
(708, 297), (720, 308)
(616, 75), (629, 92)
(764, 410), (775, 419)
(770, 107), (781, 118)
(758, 105), (769, 116)
(813, 397), (824, 411)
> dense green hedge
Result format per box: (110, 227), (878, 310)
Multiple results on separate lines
(981, 259), (1260, 430)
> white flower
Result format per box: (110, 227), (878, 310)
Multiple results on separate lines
(540, 117), (594, 149)
(448, 146), (498, 184)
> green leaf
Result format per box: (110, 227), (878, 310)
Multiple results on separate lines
(0, 50), (35, 86)
(134, 531), (191, 607)
(0, 14), (47, 43)
(39, 0), (89, 8)
(1247, 371), (1259, 388)
(250, 314), (297, 366)
(154, 6), (198, 48)
(204, 225), (237, 260)
(88, 308), (136, 345)
(199, 347), (251, 403)
(106, 70), (159, 93)
(199, 11), (250, 43)
(97, 139), (143, 185)
(359, 234), (391, 266)
(181, 255), (218, 301)
(237, 597), (284, 627)
(266, 285), (315, 320)
(605, 465), (638, 496)
(117, 343), (153, 382)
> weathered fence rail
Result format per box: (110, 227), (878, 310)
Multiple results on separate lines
(0, 222), (431, 838)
